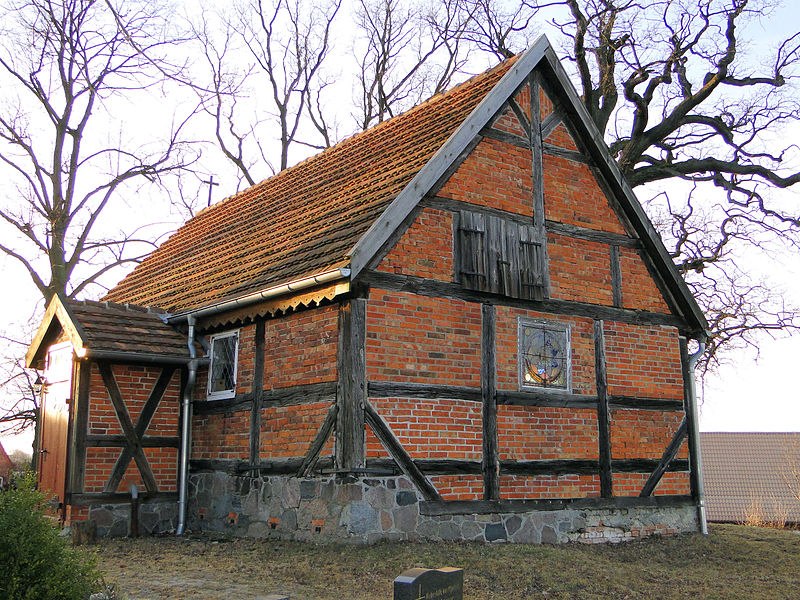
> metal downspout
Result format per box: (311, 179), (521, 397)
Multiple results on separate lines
(687, 341), (708, 535)
(176, 316), (197, 536)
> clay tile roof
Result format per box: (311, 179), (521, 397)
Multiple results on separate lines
(103, 57), (518, 313)
(700, 432), (800, 523)
(66, 299), (189, 359)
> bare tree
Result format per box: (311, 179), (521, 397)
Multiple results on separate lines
(354, 0), (473, 130)
(0, 0), (198, 303)
(0, 0), (199, 436)
(187, 0), (341, 187)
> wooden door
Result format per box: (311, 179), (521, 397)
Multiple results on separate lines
(37, 342), (73, 511)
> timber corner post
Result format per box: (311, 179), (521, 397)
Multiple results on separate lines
(336, 296), (367, 472)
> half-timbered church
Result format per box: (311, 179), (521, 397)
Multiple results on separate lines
(27, 36), (709, 543)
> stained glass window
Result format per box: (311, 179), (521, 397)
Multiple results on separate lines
(518, 319), (570, 391)
(207, 330), (239, 399)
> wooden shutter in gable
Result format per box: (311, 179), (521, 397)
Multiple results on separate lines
(457, 210), (548, 300)
(457, 211), (488, 291)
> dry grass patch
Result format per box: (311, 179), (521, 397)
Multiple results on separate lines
(84, 524), (800, 599)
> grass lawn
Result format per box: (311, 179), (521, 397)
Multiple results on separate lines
(86, 524), (800, 599)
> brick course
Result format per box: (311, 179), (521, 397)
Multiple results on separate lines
(367, 397), (482, 460)
(377, 208), (454, 281)
(604, 322), (684, 399)
(367, 290), (482, 386)
(438, 137), (534, 217)
(498, 406), (599, 461)
(547, 234), (614, 305)
(543, 154), (627, 234)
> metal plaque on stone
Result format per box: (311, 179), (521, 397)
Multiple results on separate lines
(393, 567), (463, 600)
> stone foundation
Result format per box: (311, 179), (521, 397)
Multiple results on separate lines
(187, 472), (699, 544)
(87, 500), (178, 537)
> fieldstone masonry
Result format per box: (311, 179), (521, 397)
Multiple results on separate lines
(88, 501), (177, 537)
(186, 472), (698, 544)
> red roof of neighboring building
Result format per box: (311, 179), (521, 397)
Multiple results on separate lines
(104, 59), (517, 313)
(701, 432), (800, 523)
(0, 441), (13, 479)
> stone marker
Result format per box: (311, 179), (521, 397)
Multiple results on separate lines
(394, 567), (463, 600)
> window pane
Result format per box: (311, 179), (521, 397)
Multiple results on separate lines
(210, 335), (237, 393)
(521, 322), (568, 389)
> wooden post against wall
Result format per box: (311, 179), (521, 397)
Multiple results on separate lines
(481, 304), (500, 501)
(249, 320), (266, 467)
(336, 298), (367, 471)
(594, 320), (613, 497)
(68, 360), (92, 499)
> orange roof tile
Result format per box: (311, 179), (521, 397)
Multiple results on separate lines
(104, 58), (517, 313)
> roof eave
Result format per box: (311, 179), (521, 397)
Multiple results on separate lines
(166, 266), (351, 325)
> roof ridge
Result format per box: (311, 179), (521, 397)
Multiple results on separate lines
(69, 297), (169, 316)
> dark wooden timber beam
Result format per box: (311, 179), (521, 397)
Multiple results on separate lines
(359, 271), (685, 330)
(68, 361), (92, 497)
(640, 418), (688, 497)
(85, 435), (180, 448)
(480, 126), (530, 149)
(297, 403), (338, 477)
(594, 321), (613, 497)
(97, 362), (164, 494)
(249, 320), (266, 466)
(363, 401), (441, 501)
(610, 245), (623, 308)
(508, 97), (532, 139)
(481, 304), (500, 501)
(336, 298), (367, 470)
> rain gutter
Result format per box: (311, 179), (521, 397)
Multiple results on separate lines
(686, 340), (708, 535)
(167, 267), (351, 325)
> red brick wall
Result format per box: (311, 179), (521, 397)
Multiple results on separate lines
(543, 154), (627, 234)
(88, 364), (180, 437)
(545, 122), (579, 152)
(604, 322), (684, 399)
(493, 104), (528, 137)
(377, 208), (454, 281)
(502, 474), (600, 500)
(498, 406), (598, 461)
(192, 411), (249, 460)
(613, 472), (690, 496)
(438, 137), (533, 217)
(547, 234), (614, 305)
(619, 247), (670, 313)
(367, 290), (482, 386)
(495, 306), (596, 395)
(260, 402), (332, 459)
(84, 363), (180, 494)
(610, 409), (688, 460)
(263, 305), (339, 389)
(367, 397), (483, 460)
(431, 475), (483, 501)
(82, 446), (177, 494)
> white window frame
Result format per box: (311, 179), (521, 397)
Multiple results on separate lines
(206, 330), (239, 400)
(517, 318), (572, 393)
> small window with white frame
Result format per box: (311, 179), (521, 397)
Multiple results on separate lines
(207, 330), (239, 400)
(518, 318), (571, 392)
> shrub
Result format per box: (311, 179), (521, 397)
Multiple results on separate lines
(0, 475), (99, 600)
